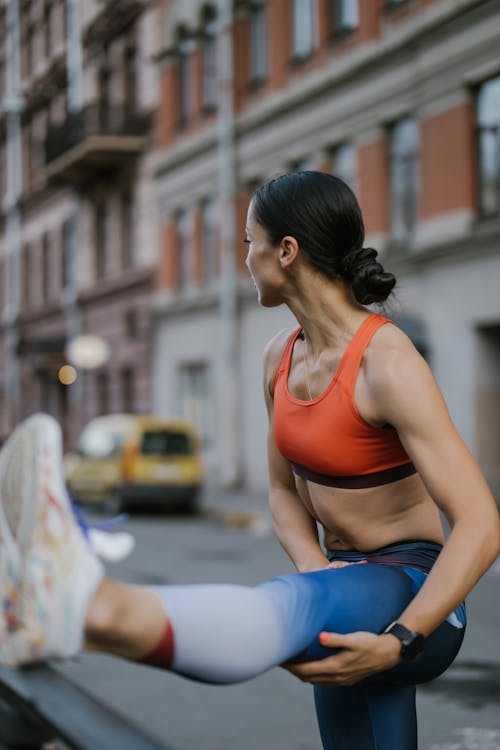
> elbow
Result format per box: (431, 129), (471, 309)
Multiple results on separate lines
(484, 511), (500, 566)
(494, 513), (500, 559)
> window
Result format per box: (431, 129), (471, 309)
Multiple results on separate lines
(176, 210), (191, 290)
(120, 189), (134, 268)
(96, 371), (110, 416)
(141, 431), (192, 456)
(293, 0), (315, 60)
(330, 0), (359, 35)
(331, 141), (357, 193)
(125, 309), (139, 339)
(124, 46), (137, 114)
(249, 1), (267, 83)
(44, 1), (53, 59)
(98, 65), (111, 131)
(389, 117), (419, 241)
(120, 368), (135, 412)
(178, 30), (196, 126)
(177, 362), (213, 445)
(94, 202), (107, 278)
(477, 75), (500, 217)
(25, 22), (34, 78)
(201, 197), (217, 286)
(22, 243), (31, 308)
(61, 216), (75, 290)
(41, 233), (50, 300)
(290, 155), (315, 172)
(201, 8), (217, 112)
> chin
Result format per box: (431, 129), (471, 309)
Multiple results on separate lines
(257, 293), (283, 308)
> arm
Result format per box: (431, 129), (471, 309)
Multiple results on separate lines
(264, 334), (329, 573)
(371, 342), (500, 637)
(286, 333), (500, 684)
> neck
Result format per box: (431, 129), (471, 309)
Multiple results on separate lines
(285, 276), (369, 355)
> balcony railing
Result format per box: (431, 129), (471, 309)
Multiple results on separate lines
(44, 103), (149, 182)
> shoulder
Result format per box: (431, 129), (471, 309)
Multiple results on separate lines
(363, 319), (442, 424)
(263, 327), (299, 399)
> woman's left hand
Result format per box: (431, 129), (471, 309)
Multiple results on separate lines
(283, 631), (402, 687)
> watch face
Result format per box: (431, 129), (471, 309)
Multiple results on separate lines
(385, 622), (424, 661)
(402, 632), (424, 660)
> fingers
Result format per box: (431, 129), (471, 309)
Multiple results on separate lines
(318, 631), (352, 648)
(327, 560), (367, 569)
(284, 656), (362, 687)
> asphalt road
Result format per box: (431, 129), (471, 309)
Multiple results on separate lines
(56, 508), (500, 750)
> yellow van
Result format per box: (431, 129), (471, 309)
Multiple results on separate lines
(65, 414), (203, 513)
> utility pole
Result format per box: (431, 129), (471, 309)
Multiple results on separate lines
(63, 0), (85, 443)
(2, 0), (22, 427)
(216, 0), (241, 487)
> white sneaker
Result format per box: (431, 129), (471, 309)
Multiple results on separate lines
(0, 414), (103, 666)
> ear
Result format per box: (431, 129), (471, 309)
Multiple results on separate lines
(278, 235), (299, 269)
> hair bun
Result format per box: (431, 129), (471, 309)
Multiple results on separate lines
(340, 247), (378, 280)
(340, 247), (396, 305)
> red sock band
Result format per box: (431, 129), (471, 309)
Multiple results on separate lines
(138, 619), (175, 670)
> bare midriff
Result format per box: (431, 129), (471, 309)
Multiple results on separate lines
(294, 471), (444, 552)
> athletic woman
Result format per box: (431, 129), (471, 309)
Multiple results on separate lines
(1, 172), (499, 750)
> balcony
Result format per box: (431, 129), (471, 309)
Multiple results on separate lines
(44, 104), (149, 184)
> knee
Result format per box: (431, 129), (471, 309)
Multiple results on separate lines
(84, 578), (126, 643)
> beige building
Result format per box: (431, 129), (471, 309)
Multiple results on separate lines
(0, 0), (159, 448)
(153, 0), (500, 498)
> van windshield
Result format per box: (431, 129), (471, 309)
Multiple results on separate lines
(140, 431), (192, 456)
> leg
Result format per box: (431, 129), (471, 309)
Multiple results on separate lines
(0, 415), (463, 695)
(314, 682), (417, 750)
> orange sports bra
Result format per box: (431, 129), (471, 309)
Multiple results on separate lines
(273, 313), (416, 489)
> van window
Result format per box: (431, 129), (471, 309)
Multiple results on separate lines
(78, 429), (122, 457)
(140, 430), (192, 456)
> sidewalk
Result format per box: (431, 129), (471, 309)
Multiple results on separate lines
(199, 484), (272, 532)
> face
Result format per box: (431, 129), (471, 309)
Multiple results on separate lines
(244, 201), (284, 307)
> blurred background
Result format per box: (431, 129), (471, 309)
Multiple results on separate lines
(1, 3), (500, 748)
(0, 0), (499, 503)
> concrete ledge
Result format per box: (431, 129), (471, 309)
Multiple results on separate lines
(0, 664), (169, 749)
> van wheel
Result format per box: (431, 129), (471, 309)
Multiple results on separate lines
(104, 491), (124, 516)
(183, 488), (200, 515)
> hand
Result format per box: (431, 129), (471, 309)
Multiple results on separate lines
(283, 631), (402, 687)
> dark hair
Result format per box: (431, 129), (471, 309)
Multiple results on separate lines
(251, 171), (396, 305)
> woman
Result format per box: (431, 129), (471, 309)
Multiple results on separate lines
(1, 172), (499, 750)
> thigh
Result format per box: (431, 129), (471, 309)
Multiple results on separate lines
(291, 563), (417, 663)
(286, 563), (464, 685)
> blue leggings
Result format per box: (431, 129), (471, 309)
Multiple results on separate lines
(153, 543), (465, 750)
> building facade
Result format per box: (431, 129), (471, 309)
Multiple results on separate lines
(153, 0), (500, 498)
(0, 0), (159, 448)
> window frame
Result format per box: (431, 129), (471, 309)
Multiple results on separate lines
(249, 1), (267, 86)
(388, 115), (420, 243)
(292, 0), (316, 62)
(330, 140), (358, 194)
(201, 9), (218, 114)
(330, 0), (359, 38)
(476, 75), (500, 219)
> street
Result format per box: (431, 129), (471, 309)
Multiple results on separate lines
(55, 506), (500, 750)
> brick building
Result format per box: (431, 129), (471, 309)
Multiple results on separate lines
(0, 0), (158, 447)
(153, 0), (500, 497)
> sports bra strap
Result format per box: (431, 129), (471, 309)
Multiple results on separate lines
(273, 327), (302, 389)
(336, 313), (390, 391)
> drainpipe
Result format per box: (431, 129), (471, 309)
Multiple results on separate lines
(2, 0), (22, 427)
(216, 0), (241, 487)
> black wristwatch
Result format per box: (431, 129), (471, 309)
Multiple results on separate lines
(383, 621), (424, 661)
